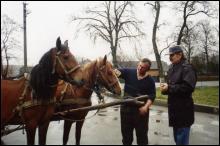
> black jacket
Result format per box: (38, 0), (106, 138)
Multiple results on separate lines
(162, 59), (197, 128)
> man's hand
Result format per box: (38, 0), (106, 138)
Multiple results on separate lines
(139, 99), (152, 116)
(114, 69), (121, 77)
(160, 83), (168, 92)
(139, 105), (148, 116)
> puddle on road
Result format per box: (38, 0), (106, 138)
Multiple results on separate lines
(162, 134), (170, 137)
(156, 110), (163, 115)
(98, 110), (107, 113)
(154, 131), (169, 136)
(113, 106), (120, 108)
(113, 108), (119, 111)
(156, 119), (160, 123)
(113, 117), (118, 121)
(154, 131), (159, 135)
(97, 113), (107, 116)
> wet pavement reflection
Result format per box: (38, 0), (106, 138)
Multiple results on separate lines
(1, 93), (219, 145)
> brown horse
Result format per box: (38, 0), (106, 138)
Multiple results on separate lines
(1, 37), (84, 145)
(51, 55), (121, 145)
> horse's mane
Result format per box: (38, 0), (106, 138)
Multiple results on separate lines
(82, 57), (112, 85)
(30, 48), (58, 101)
(81, 60), (98, 87)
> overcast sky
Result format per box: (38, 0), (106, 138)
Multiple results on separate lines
(1, 1), (219, 66)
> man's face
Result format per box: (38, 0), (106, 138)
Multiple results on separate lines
(169, 52), (182, 64)
(137, 62), (149, 75)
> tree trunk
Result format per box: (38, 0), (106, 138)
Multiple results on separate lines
(111, 46), (118, 68)
(205, 45), (209, 74)
(177, 1), (189, 45)
(177, 21), (187, 45)
(152, 2), (164, 78)
(188, 49), (191, 63)
(2, 49), (9, 79)
(187, 37), (191, 63)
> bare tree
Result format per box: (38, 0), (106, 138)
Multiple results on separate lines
(116, 46), (136, 68)
(134, 44), (145, 61)
(145, 1), (165, 78)
(117, 45), (134, 61)
(159, 37), (176, 57)
(175, 1), (216, 45)
(71, 1), (145, 67)
(181, 22), (199, 63)
(1, 14), (21, 79)
(196, 20), (217, 74)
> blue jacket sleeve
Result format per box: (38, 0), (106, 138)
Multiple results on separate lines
(148, 78), (156, 102)
(118, 68), (127, 80)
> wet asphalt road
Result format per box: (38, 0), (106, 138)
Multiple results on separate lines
(2, 94), (219, 145)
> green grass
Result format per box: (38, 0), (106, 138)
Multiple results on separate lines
(156, 86), (219, 106)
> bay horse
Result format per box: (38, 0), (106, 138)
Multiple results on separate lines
(51, 55), (121, 145)
(1, 37), (84, 145)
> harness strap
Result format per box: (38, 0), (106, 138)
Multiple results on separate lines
(60, 82), (69, 102)
(93, 84), (105, 103)
(56, 56), (80, 75)
(56, 98), (90, 107)
(14, 99), (55, 112)
(66, 65), (80, 74)
(52, 52), (80, 75)
(18, 74), (30, 102)
(17, 75), (30, 118)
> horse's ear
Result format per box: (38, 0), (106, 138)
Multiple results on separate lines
(56, 37), (61, 51)
(64, 40), (68, 48)
(103, 55), (107, 65)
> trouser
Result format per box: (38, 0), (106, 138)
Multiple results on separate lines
(120, 105), (149, 145)
(173, 127), (191, 145)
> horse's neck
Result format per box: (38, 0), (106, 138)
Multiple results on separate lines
(83, 60), (98, 89)
(56, 61), (99, 101)
(30, 62), (58, 100)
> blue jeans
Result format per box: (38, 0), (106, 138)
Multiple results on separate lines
(173, 127), (190, 145)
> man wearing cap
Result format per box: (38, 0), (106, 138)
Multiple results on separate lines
(160, 45), (197, 145)
(115, 58), (156, 145)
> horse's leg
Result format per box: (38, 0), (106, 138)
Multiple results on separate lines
(25, 124), (37, 145)
(38, 121), (50, 145)
(38, 105), (54, 145)
(1, 140), (5, 145)
(75, 121), (85, 145)
(63, 120), (74, 145)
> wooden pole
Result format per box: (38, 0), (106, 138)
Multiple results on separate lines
(23, 2), (27, 72)
(54, 95), (149, 116)
(1, 125), (25, 136)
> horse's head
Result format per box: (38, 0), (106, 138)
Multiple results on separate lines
(96, 55), (121, 95)
(52, 37), (84, 86)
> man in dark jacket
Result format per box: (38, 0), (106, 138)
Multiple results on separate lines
(160, 45), (197, 145)
(115, 58), (156, 145)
